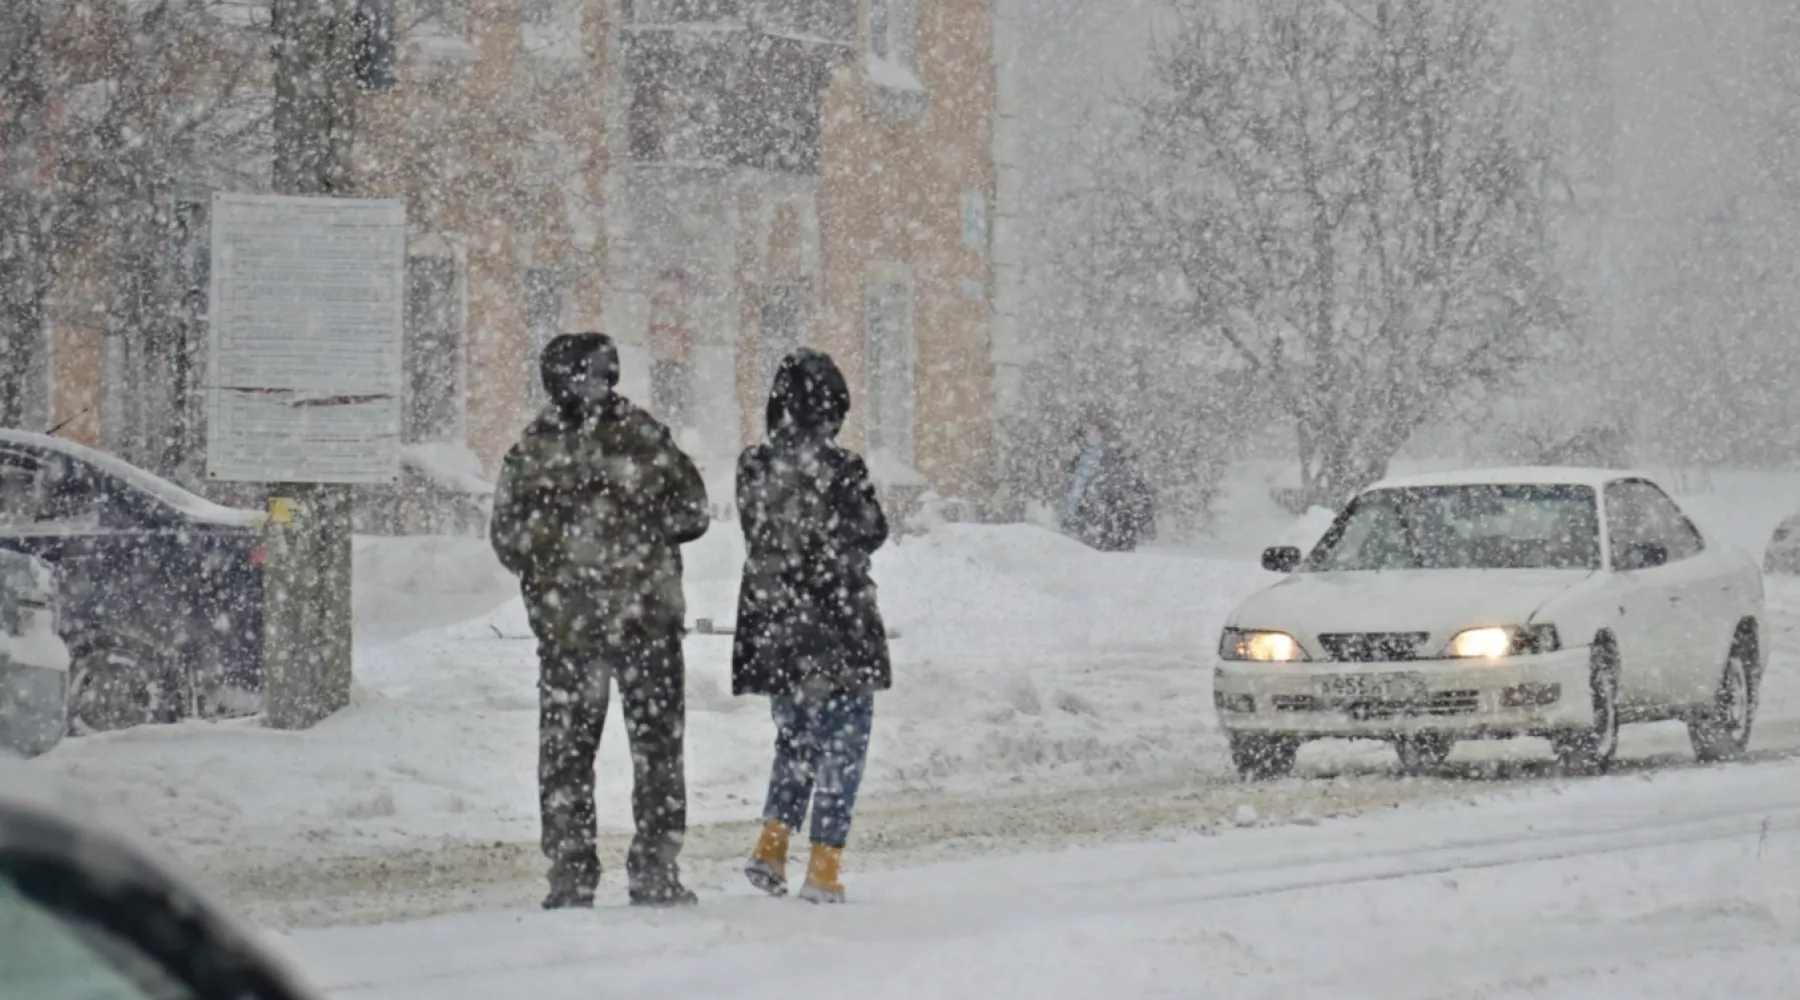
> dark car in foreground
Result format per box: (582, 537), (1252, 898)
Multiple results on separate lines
(0, 770), (322, 998)
(0, 430), (265, 733)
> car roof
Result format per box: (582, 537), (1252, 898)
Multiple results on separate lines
(1365, 466), (1656, 492)
(0, 429), (262, 528)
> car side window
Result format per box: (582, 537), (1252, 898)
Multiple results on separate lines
(0, 454), (48, 528)
(0, 452), (113, 532)
(1605, 480), (1704, 564)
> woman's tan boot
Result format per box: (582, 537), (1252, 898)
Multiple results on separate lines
(798, 843), (845, 904)
(744, 819), (791, 896)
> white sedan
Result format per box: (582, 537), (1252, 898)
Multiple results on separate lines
(1214, 468), (1765, 779)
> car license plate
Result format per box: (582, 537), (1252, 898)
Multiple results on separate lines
(1316, 673), (1426, 701)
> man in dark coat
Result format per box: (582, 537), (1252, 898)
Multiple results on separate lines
(733, 349), (890, 904)
(489, 332), (710, 909)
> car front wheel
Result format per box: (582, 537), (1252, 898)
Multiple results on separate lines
(1229, 733), (1298, 781)
(68, 631), (193, 735)
(1551, 642), (1621, 775)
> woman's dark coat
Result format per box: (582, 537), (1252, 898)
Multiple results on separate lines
(731, 350), (891, 696)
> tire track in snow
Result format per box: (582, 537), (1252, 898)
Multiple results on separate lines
(303, 793), (1800, 998)
(199, 737), (1800, 929)
(1139, 804), (1800, 909)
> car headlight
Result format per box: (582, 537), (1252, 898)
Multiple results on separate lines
(1443, 625), (1560, 660)
(1221, 629), (1309, 663)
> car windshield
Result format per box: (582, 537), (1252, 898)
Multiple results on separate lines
(1306, 484), (1601, 572)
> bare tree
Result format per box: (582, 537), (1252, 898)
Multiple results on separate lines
(1079, 0), (1562, 508)
(1711, 2), (1800, 214)
(0, 2), (61, 428)
(0, 0), (268, 446)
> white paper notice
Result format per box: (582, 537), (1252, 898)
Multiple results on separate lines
(206, 192), (405, 484)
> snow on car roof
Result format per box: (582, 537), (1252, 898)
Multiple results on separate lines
(1365, 466), (1653, 492)
(0, 429), (263, 528)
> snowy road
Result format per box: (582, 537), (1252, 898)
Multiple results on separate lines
(282, 758), (1800, 999)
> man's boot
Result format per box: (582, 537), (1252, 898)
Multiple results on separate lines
(543, 854), (599, 910)
(744, 819), (791, 897)
(797, 844), (845, 904)
(628, 866), (699, 907)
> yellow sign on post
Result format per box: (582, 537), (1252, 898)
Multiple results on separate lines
(268, 496), (300, 525)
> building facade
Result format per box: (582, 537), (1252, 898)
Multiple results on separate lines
(33, 0), (1011, 518)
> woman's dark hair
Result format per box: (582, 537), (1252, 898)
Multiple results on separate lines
(766, 348), (850, 436)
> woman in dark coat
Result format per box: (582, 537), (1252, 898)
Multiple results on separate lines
(735, 348), (891, 904)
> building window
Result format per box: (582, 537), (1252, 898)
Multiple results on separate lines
(759, 283), (807, 393)
(410, 0), (469, 43)
(523, 0), (582, 58)
(868, 0), (915, 69)
(865, 279), (916, 468)
(628, 0), (740, 23)
(353, 0), (398, 91)
(405, 256), (462, 443)
(651, 361), (692, 429)
(758, 0), (856, 41)
(648, 270), (695, 429)
(523, 266), (570, 409)
(626, 31), (827, 173)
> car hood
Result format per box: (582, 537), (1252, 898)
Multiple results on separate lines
(1229, 569), (1595, 645)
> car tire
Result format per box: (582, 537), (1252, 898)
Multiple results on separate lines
(1551, 641), (1621, 775)
(1688, 630), (1757, 763)
(1229, 733), (1298, 781)
(68, 631), (193, 735)
(1393, 734), (1454, 775)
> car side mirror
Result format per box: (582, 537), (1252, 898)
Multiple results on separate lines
(1618, 542), (1669, 572)
(1262, 546), (1303, 573)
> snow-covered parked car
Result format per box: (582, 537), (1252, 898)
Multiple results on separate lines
(1214, 468), (1765, 779)
(0, 549), (68, 757)
(0, 431), (265, 734)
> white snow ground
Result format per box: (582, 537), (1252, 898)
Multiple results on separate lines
(35, 521), (1278, 864)
(285, 758), (1800, 999)
(16, 465), (1800, 994)
(33, 468), (1800, 869)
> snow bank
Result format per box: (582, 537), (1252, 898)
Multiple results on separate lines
(30, 522), (1266, 858)
(352, 536), (516, 645)
(400, 443), (493, 496)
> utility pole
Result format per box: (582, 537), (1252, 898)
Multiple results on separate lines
(264, 0), (357, 729)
